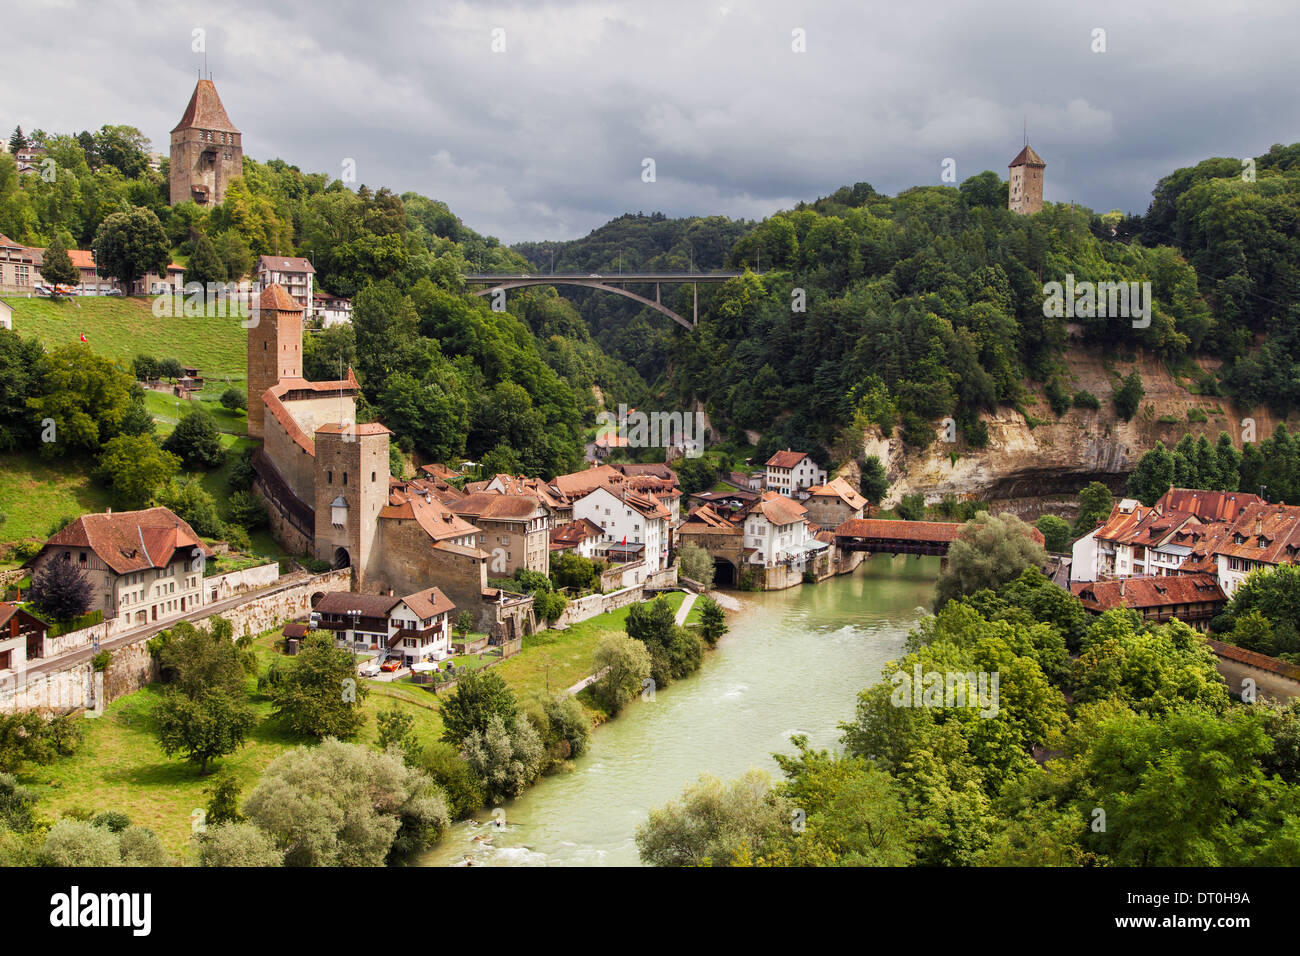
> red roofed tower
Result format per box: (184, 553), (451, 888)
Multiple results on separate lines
(247, 284), (303, 439)
(170, 78), (243, 206)
(1008, 144), (1046, 215)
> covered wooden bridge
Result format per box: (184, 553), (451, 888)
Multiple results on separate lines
(832, 518), (963, 557)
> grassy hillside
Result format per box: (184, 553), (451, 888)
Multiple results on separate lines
(0, 451), (113, 546)
(4, 294), (247, 391)
(30, 596), (688, 857)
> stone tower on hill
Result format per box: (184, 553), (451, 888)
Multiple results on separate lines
(169, 78), (243, 206)
(314, 422), (391, 586)
(1008, 144), (1045, 215)
(246, 285), (304, 440)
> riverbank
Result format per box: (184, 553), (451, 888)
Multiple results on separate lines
(420, 556), (941, 866)
(18, 591), (697, 857)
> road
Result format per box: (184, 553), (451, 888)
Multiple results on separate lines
(20, 570), (312, 681)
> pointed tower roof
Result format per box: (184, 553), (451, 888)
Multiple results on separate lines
(259, 283), (303, 312)
(172, 79), (239, 134)
(1009, 145), (1045, 168)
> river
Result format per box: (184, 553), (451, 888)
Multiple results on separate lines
(419, 555), (941, 866)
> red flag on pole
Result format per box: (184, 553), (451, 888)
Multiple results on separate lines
(79, 332), (87, 342)
(620, 535), (627, 546)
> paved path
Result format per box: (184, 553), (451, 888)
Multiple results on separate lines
(674, 592), (698, 625)
(21, 570), (312, 681)
(564, 667), (609, 697)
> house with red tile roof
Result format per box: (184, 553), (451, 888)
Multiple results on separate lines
(803, 477), (868, 530)
(1071, 487), (1267, 586)
(1, 238), (185, 295)
(549, 518), (605, 559)
(1071, 573), (1226, 629)
(1212, 502), (1300, 596)
(257, 255), (315, 312)
(764, 450), (826, 499)
(741, 491), (829, 575)
(30, 508), (215, 627)
(312, 585), (457, 665)
(449, 493), (552, 576)
(0, 603), (48, 674)
(571, 484), (671, 577)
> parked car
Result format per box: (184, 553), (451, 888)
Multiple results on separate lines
(380, 657), (403, 673)
(104, 288), (123, 296)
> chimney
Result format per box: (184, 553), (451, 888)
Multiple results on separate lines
(1255, 515), (1264, 536)
(1119, 579), (1125, 598)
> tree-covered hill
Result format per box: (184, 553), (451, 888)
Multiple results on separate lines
(514, 147), (1300, 471)
(6, 121), (1299, 484)
(0, 127), (652, 477)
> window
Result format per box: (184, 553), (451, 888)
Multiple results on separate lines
(328, 471), (333, 484)
(343, 473), (348, 486)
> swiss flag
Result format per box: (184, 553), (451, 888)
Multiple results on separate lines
(79, 332), (87, 342)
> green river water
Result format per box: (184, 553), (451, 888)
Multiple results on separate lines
(420, 555), (941, 866)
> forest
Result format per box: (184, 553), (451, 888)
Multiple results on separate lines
(4, 121), (1299, 480)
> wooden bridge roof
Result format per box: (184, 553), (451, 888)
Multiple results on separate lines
(833, 518), (962, 543)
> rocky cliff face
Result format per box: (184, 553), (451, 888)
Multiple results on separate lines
(865, 348), (1283, 508)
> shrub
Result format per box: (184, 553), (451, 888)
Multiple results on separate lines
(533, 589), (567, 623)
(1072, 389), (1101, 410)
(162, 405), (224, 469)
(1045, 379), (1070, 417)
(415, 742), (485, 820)
(591, 633), (651, 715)
(1034, 515), (1073, 553)
(195, 822), (282, 867)
(678, 542), (716, 588)
(28, 555), (94, 622)
(1112, 372), (1145, 422)
(226, 490), (268, 530)
(220, 388), (247, 412)
(461, 713), (545, 803)
(895, 493), (926, 522)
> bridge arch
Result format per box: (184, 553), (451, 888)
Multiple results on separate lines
(471, 279), (694, 329)
(464, 273), (758, 331)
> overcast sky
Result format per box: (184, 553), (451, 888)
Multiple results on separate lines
(5, 0), (1298, 244)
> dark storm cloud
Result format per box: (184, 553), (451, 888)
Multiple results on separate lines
(5, 0), (1297, 243)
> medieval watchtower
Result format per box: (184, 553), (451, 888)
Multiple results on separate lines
(1008, 144), (1046, 215)
(313, 423), (392, 586)
(246, 284), (303, 439)
(169, 78), (243, 207)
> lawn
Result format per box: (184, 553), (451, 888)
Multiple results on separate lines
(23, 594), (690, 857)
(28, 627), (449, 859)
(492, 591), (686, 699)
(6, 294), (247, 386)
(0, 450), (112, 546)
(144, 390), (248, 438)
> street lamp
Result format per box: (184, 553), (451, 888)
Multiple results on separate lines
(346, 608), (360, 665)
